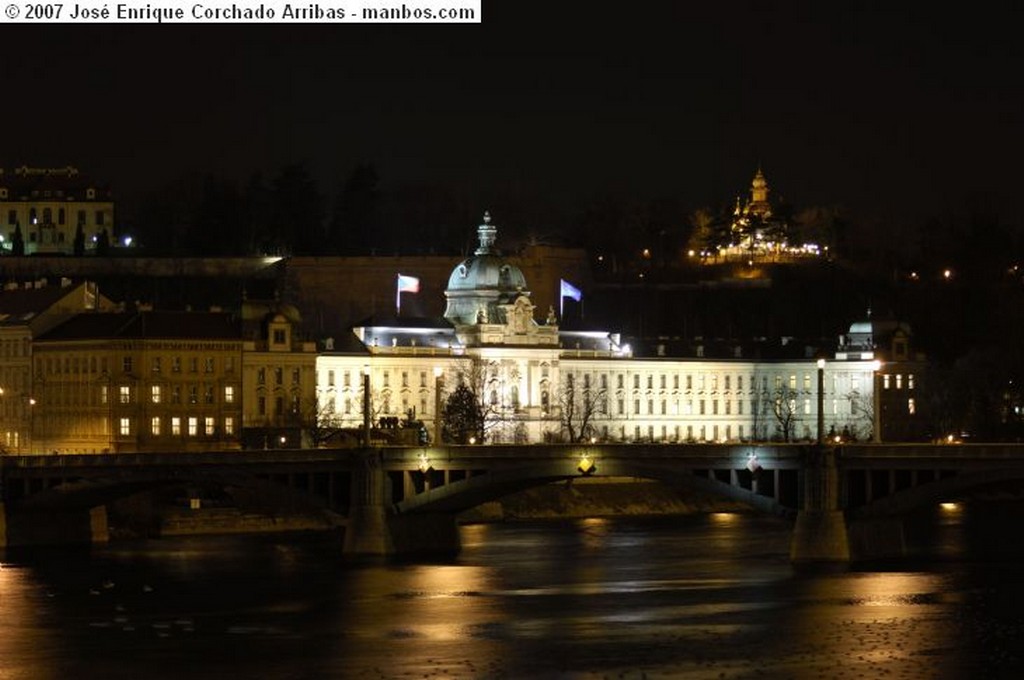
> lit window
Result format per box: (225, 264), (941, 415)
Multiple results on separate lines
(224, 386), (234, 403)
(188, 417), (198, 436)
(119, 386), (131, 404)
(883, 374), (891, 389)
(224, 417), (235, 435)
(119, 418), (130, 436)
(151, 385), (161, 404)
(908, 374), (915, 390)
(100, 385), (108, 404)
(789, 375), (796, 389)
(171, 417), (181, 436)
(151, 417), (161, 436)
(896, 374), (903, 389)
(204, 417), (215, 435)
(908, 398), (916, 415)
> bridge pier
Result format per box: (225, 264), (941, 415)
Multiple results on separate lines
(790, 446), (850, 563)
(344, 449), (395, 556)
(0, 503), (109, 548)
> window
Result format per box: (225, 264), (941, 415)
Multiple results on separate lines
(204, 358), (214, 373)
(151, 417), (161, 436)
(151, 357), (161, 373)
(224, 417), (235, 435)
(204, 386), (214, 404)
(119, 418), (130, 436)
(896, 374), (903, 389)
(647, 375), (653, 389)
(659, 375), (666, 390)
(258, 396), (266, 416)
(100, 385), (108, 404)
(789, 375), (797, 389)
(328, 370), (335, 387)
(292, 368), (300, 386)
(171, 417), (181, 436)
(420, 371), (427, 388)
(123, 356), (133, 373)
(189, 386), (198, 404)
(803, 375), (811, 390)
(686, 375), (693, 390)
(908, 374), (915, 390)
(699, 399), (706, 415)
(274, 367), (283, 385)
(633, 375), (640, 389)
(908, 398), (916, 415)
(291, 395), (300, 413)
(224, 385), (234, 403)
(617, 374), (624, 389)
(119, 386), (131, 404)
(617, 398), (624, 415)
(257, 367), (265, 385)
(402, 371), (409, 387)
(383, 371), (390, 388)
(151, 385), (161, 404)
(275, 396), (283, 415)
(883, 374), (891, 389)
(189, 357), (198, 373)
(273, 328), (286, 345)
(205, 417), (215, 435)
(737, 376), (743, 391)
(188, 417), (198, 436)
(172, 357), (181, 373)
(172, 386), (181, 404)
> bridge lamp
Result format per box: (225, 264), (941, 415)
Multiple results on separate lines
(577, 454), (596, 476)
(745, 452), (761, 474)
(417, 451), (432, 474)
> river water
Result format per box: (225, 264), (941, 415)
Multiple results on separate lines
(3, 506), (1024, 679)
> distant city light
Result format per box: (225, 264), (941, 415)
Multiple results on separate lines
(943, 268), (953, 279)
(910, 271), (919, 280)
(122, 235), (133, 247)
(642, 248), (651, 259)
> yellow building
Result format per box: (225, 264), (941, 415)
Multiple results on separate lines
(240, 299), (318, 448)
(32, 311), (243, 453)
(0, 166), (114, 255)
(0, 280), (113, 452)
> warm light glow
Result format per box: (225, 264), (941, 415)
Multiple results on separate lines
(870, 360), (882, 372)
(943, 268), (953, 279)
(710, 512), (738, 523)
(468, 436), (477, 445)
(433, 366), (443, 378)
(417, 451), (431, 474)
(577, 454), (596, 475)
(817, 358), (826, 369)
(940, 502), (961, 512)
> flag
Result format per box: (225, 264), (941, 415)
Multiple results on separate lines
(560, 279), (582, 302)
(396, 274), (420, 315)
(397, 274), (420, 294)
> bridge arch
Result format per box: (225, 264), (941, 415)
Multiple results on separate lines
(852, 468), (1024, 520)
(394, 458), (796, 519)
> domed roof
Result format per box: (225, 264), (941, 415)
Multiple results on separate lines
(444, 212), (529, 325)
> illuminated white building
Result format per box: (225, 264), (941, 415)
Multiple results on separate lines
(317, 214), (898, 444)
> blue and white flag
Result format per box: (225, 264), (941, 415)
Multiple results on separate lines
(560, 279), (582, 302)
(560, 279), (582, 317)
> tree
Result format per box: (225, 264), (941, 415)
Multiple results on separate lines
(845, 389), (874, 441)
(441, 383), (485, 444)
(559, 372), (607, 442)
(772, 385), (800, 442)
(11, 223), (24, 255)
(270, 163), (325, 255)
(73, 223), (85, 256)
(95, 229), (110, 256)
(330, 163), (381, 254)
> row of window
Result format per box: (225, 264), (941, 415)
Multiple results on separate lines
(6, 207), (106, 227)
(882, 374), (915, 390)
(38, 355), (239, 376)
(119, 415), (236, 437)
(256, 367), (302, 386)
(114, 384), (236, 405)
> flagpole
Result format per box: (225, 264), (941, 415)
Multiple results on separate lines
(396, 274), (401, 316)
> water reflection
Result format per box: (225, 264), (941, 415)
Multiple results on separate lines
(1, 508), (1024, 678)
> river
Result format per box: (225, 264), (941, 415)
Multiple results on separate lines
(3, 505), (1024, 679)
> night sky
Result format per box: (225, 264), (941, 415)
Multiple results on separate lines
(4, 1), (1023, 231)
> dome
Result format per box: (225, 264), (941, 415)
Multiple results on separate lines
(444, 212), (529, 325)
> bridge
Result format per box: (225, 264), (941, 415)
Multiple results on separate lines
(4, 443), (1024, 562)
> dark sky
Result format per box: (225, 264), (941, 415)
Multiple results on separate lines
(4, 1), (1023, 229)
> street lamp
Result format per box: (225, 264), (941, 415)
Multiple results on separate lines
(433, 366), (444, 445)
(362, 364), (371, 446)
(816, 358), (825, 444)
(871, 359), (882, 443)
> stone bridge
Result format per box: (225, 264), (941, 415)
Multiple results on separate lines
(3, 443), (1024, 562)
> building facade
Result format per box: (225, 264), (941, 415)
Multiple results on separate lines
(0, 166), (115, 255)
(317, 215), (914, 444)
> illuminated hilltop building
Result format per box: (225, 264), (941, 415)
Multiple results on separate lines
(698, 167), (824, 262)
(0, 166), (115, 255)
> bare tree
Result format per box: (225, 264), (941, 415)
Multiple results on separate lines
(772, 386), (800, 442)
(559, 372), (608, 443)
(845, 389), (874, 441)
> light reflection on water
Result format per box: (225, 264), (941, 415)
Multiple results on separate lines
(1, 508), (1024, 678)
